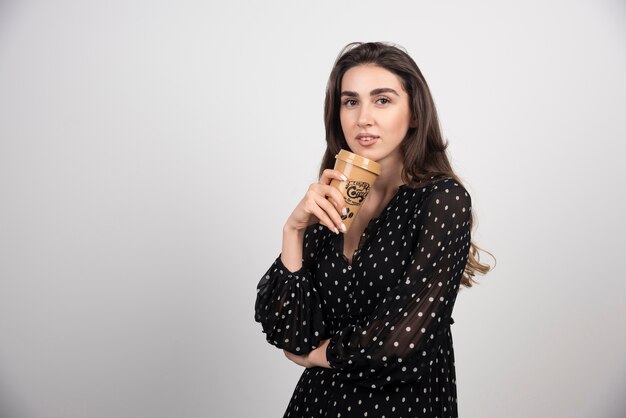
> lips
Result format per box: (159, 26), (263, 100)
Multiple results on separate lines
(356, 133), (379, 140)
(356, 136), (379, 147)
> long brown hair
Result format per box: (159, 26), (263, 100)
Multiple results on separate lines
(318, 41), (495, 288)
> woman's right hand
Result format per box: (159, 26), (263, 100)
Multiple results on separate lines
(285, 169), (348, 234)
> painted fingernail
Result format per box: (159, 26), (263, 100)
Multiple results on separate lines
(334, 227), (340, 234)
(340, 223), (347, 232)
(340, 174), (347, 181)
(342, 207), (348, 216)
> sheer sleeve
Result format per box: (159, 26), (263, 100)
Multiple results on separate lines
(254, 224), (329, 354)
(325, 183), (472, 389)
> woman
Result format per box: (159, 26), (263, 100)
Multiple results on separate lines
(255, 41), (494, 418)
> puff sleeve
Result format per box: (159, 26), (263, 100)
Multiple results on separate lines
(325, 184), (472, 388)
(254, 224), (330, 354)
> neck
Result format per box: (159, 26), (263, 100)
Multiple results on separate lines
(371, 152), (405, 197)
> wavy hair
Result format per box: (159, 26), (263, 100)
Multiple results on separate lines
(318, 41), (495, 287)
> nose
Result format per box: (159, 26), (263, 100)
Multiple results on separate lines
(357, 103), (373, 127)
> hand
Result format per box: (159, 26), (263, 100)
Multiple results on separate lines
(284, 169), (348, 235)
(283, 338), (332, 369)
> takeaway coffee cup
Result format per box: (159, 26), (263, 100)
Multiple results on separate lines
(329, 149), (381, 233)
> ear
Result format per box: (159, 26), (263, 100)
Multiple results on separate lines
(409, 117), (418, 128)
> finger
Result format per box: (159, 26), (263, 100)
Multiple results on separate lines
(324, 184), (348, 216)
(306, 197), (339, 234)
(319, 168), (347, 186)
(312, 193), (346, 233)
(312, 183), (347, 217)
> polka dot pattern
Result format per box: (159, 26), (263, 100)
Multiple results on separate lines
(255, 177), (472, 417)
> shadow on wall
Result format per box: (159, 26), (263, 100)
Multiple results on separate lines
(605, 367), (626, 417)
(0, 378), (30, 418)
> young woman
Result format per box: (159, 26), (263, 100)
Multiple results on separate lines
(255, 41), (494, 418)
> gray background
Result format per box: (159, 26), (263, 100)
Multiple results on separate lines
(1, 1), (625, 417)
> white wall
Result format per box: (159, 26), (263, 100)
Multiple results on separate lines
(1, 1), (625, 417)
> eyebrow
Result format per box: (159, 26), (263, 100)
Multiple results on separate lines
(340, 88), (400, 97)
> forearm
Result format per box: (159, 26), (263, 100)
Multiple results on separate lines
(283, 338), (331, 369)
(281, 224), (305, 273)
(309, 338), (331, 368)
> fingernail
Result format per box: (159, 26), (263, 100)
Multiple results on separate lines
(340, 223), (347, 232)
(342, 207), (348, 216)
(340, 174), (347, 181)
(334, 227), (340, 234)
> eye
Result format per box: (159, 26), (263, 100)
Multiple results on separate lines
(343, 99), (358, 107)
(376, 96), (391, 105)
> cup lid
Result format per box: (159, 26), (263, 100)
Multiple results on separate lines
(335, 149), (382, 176)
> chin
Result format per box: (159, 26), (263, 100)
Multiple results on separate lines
(355, 147), (378, 158)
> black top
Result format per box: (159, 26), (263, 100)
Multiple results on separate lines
(255, 177), (472, 417)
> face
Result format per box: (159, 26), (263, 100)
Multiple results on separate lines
(339, 64), (415, 164)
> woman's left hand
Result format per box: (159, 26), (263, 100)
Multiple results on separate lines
(283, 338), (331, 368)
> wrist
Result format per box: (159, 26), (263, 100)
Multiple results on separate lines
(283, 222), (304, 235)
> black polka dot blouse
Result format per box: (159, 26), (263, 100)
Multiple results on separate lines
(255, 177), (472, 417)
